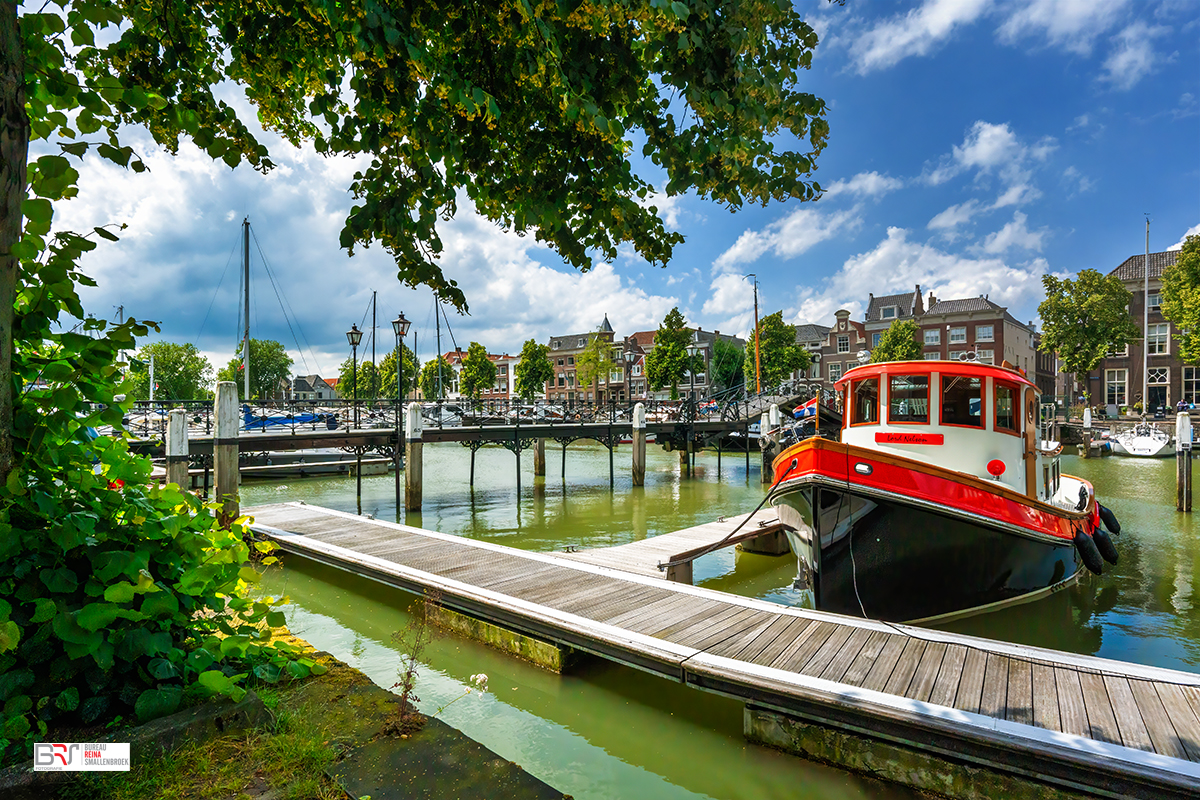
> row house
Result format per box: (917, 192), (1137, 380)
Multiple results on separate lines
(915, 295), (1035, 373)
(441, 348), (516, 401)
(544, 316), (622, 403)
(790, 323), (831, 383)
(1084, 249), (1185, 414)
(818, 309), (869, 388)
(291, 374), (339, 401)
(623, 326), (745, 401)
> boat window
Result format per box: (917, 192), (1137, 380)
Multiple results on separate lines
(889, 375), (929, 423)
(851, 378), (879, 425)
(995, 383), (1018, 433)
(941, 375), (984, 428)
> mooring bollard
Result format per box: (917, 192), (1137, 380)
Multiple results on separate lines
(166, 407), (189, 488)
(632, 402), (646, 487)
(1177, 411), (1192, 513)
(1080, 407), (1092, 459)
(405, 402), (423, 512)
(213, 382), (239, 525)
(534, 438), (546, 477)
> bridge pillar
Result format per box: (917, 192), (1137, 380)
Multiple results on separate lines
(214, 382), (239, 525)
(534, 438), (546, 476)
(166, 407), (189, 488)
(405, 403), (423, 511)
(632, 403), (646, 487)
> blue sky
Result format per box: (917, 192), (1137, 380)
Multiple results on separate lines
(61, 0), (1200, 378)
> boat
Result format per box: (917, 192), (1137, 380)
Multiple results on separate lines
(241, 404), (338, 432)
(1107, 422), (1173, 458)
(768, 359), (1121, 623)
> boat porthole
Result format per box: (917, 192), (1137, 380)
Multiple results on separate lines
(854, 462), (873, 475)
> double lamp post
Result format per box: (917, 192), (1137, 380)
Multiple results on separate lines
(346, 312), (411, 431)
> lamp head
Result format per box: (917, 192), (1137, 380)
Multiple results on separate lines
(346, 324), (363, 347)
(392, 312), (411, 337)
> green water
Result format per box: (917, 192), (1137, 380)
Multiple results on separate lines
(247, 445), (1198, 798)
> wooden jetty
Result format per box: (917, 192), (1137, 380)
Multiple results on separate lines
(248, 501), (1200, 800)
(559, 509), (788, 583)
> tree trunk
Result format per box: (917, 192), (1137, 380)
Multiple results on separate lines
(0, 4), (28, 484)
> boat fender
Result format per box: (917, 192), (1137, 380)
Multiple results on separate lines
(1097, 503), (1121, 535)
(1075, 485), (1089, 511)
(1093, 527), (1119, 566)
(1074, 528), (1104, 575)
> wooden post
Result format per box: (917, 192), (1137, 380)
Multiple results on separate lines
(534, 438), (546, 476)
(213, 382), (239, 526)
(1177, 412), (1192, 513)
(608, 422), (614, 489)
(760, 407), (778, 484)
(166, 407), (189, 488)
(632, 402), (646, 487)
(404, 402), (423, 511)
(1080, 406), (1092, 459)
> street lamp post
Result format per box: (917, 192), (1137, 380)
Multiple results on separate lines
(346, 323), (363, 428)
(391, 312), (411, 516)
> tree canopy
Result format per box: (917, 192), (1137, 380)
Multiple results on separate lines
(709, 336), (745, 392)
(745, 311), (809, 389)
(1160, 235), (1200, 365)
(126, 341), (213, 400)
(645, 307), (696, 401)
(870, 320), (922, 363)
(378, 344), (420, 400)
(458, 343), (497, 400)
(513, 339), (553, 401)
(216, 339), (294, 401)
(1038, 271), (1139, 394)
(576, 331), (616, 401)
(419, 355), (453, 400)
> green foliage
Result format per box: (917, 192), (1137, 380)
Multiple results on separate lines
(125, 341), (214, 401)
(710, 337), (745, 392)
(377, 344), (420, 400)
(513, 340), (553, 401)
(575, 332), (616, 399)
(457, 343), (497, 401)
(1038, 271), (1139, 379)
(419, 356), (453, 400)
(336, 358), (381, 401)
(1160, 235), (1200, 364)
(745, 311), (810, 389)
(870, 320), (922, 363)
(216, 340), (294, 401)
(645, 307), (697, 401)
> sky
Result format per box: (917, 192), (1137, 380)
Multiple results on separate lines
(55, 0), (1200, 380)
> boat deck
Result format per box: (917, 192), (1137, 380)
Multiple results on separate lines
(248, 501), (1200, 798)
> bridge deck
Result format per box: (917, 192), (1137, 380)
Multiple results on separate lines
(248, 502), (1200, 799)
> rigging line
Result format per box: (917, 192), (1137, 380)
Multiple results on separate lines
(440, 300), (460, 354)
(250, 227), (323, 377)
(194, 236), (240, 348)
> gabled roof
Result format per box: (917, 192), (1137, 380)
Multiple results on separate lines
(865, 287), (921, 321)
(626, 330), (656, 349)
(925, 296), (1001, 315)
(599, 314), (613, 333)
(793, 323), (831, 344)
(1110, 250), (1179, 282)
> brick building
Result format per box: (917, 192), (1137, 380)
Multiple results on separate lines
(916, 295), (1036, 373)
(545, 316), (619, 403)
(819, 309), (869, 388)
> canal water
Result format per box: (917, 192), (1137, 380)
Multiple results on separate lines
(246, 445), (1198, 799)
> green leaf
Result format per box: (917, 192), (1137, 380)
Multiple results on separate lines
(0, 598), (9, 622)
(134, 687), (182, 721)
(94, 226), (120, 242)
(103, 582), (137, 603)
(30, 599), (55, 624)
(4, 714), (30, 740)
(41, 567), (78, 594)
(22, 198), (52, 227)
(197, 670), (233, 695)
(147, 658), (179, 680)
(671, 1), (689, 19)
(219, 635), (250, 658)
(265, 611), (286, 628)
(76, 603), (121, 632)
(55, 687), (80, 712)
(0, 621), (20, 653)
(140, 590), (178, 619)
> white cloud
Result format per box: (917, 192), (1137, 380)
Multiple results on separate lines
(1101, 22), (1171, 91)
(1061, 166), (1095, 194)
(847, 0), (992, 74)
(1169, 224), (1200, 251)
(923, 122), (1055, 219)
(823, 171), (904, 200)
(711, 206), (863, 271)
(928, 200), (982, 231)
(975, 211), (1048, 254)
(997, 0), (1131, 54)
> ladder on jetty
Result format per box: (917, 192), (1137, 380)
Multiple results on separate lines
(248, 502), (1200, 799)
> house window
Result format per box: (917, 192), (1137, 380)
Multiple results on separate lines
(1148, 323), (1170, 355)
(1148, 291), (1161, 310)
(568, 356), (575, 365)
(941, 374), (984, 428)
(924, 329), (940, 345)
(889, 375), (929, 423)
(1184, 368), (1200, 403)
(948, 350), (967, 361)
(632, 365), (642, 376)
(552, 340), (561, 349)
(557, 376), (565, 387)
(828, 362), (843, 382)
(810, 362), (821, 379)
(872, 332), (882, 347)
(1105, 369), (1127, 406)
(837, 335), (849, 353)
(578, 338), (586, 347)
(499, 365), (507, 374)
(923, 352), (941, 360)
(1148, 366), (1169, 384)
(567, 374), (575, 386)
(975, 325), (994, 342)
(881, 306), (897, 319)
(949, 327), (967, 344)
(976, 349), (994, 365)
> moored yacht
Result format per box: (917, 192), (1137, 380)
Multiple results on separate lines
(1108, 422), (1173, 458)
(768, 359), (1120, 623)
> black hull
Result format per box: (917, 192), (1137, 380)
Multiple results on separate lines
(775, 485), (1083, 622)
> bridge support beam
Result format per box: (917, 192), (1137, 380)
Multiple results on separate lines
(632, 403), (646, 487)
(534, 438), (546, 476)
(404, 403), (423, 511)
(166, 407), (189, 488)
(214, 382), (239, 526)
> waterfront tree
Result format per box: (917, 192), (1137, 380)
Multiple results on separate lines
(870, 320), (922, 363)
(1160, 235), (1200, 364)
(646, 307), (698, 401)
(126, 341), (213, 401)
(217, 339), (294, 400)
(576, 331), (617, 403)
(513, 339), (553, 401)
(1038, 271), (1139, 402)
(745, 312), (810, 390)
(337, 357), (384, 401)
(378, 344), (420, 400)
(458, 342), (497, 401)
(419, 356), (454, 400)
(710, 337), (745, 392)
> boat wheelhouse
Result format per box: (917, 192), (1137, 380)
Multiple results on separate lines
(769, 359), (1119, 623)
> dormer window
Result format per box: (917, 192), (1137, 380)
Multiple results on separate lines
(881, 306), (897, 320)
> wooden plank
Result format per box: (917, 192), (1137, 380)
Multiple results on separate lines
(978, 653), (1010, 720)
(1055, 668), (1090, 738)
(952, 648), (987, 714)
(1101, 674), (1153, 751)
(604, 593), (701, 631)
(1006, 658), (1033, 725)
(927, 643), (967, 708)
(859, 634), (907, 693)
(701, 613), (783, 660)
(767, 621), (837, 671)
(1155, 683), (1200, 762)
(904, 641), (947, 703)
(712, 614), (806, 662)
(746, 617), (816, 667)
(577, 584), (668, 622)
(1030, 663), (1061, 732)
(629, 599), (734, 639)
(795, 624), (855, 677)
(677, 607), (770, 651)
(1129, 678), (1188, 760)
(883, 638), (927, 697)
(840, 631), (891, 688)
(817, 626), (875, 684)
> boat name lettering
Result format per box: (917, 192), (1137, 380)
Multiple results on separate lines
(874, 432), (944, 445)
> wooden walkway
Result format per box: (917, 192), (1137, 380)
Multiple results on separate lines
(248, 502), (1200, 799)
(558, 509), (786, 583)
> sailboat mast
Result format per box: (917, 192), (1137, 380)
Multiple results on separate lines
(372, 289), (377, 383)
(1143, 216), (1149, 416)
(242, 217), (250, 400)
(435, 294), (443, 398)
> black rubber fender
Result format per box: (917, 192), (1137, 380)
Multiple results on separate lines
(1076, 484), (1089, 511)
(1098, 503), (1121, 535)
(1093, 527), (1119, 566)
(1074, 528), (1104, 575)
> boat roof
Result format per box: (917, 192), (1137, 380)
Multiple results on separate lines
(835, 359), (1037, 391)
